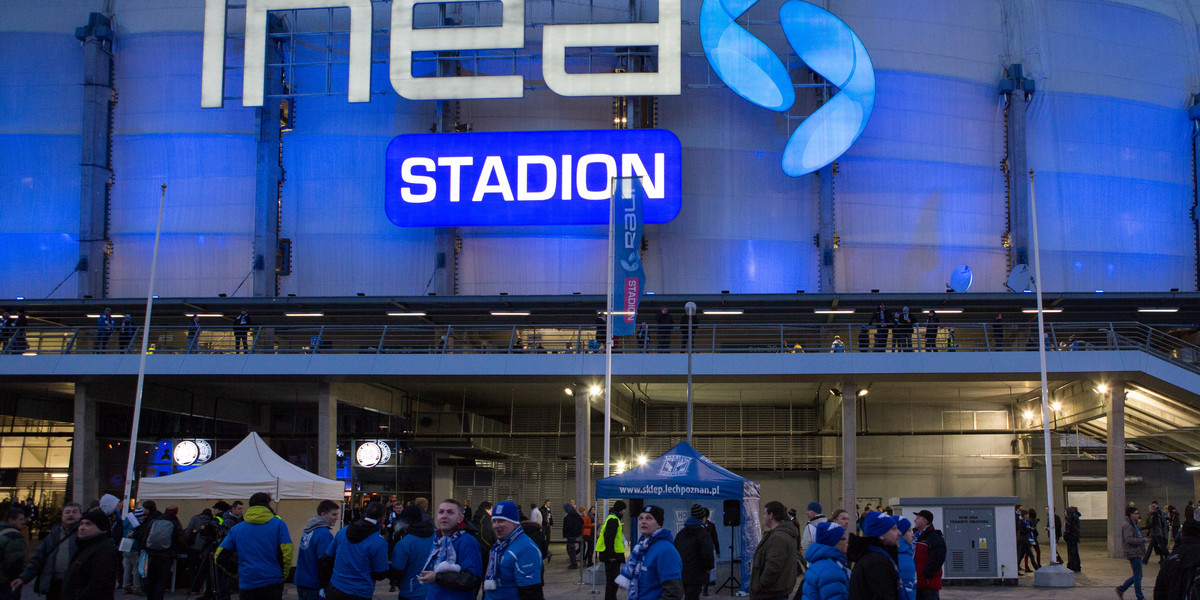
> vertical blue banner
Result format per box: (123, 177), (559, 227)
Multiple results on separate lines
(611, 178), (645, 337)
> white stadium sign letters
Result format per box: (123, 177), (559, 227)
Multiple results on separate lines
(201, 0), (682, 107)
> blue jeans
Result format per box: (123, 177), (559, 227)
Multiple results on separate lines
(1118, 557), (1144, 599)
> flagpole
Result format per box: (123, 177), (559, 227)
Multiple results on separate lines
(603, 178), (615, 517)
(121, 183), (166, 518)
(1029, 169), (1062, 573)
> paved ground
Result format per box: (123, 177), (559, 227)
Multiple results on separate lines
(78, 538), (1164, 600)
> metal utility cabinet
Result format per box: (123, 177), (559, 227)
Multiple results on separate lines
(890, 496), (1019, 584)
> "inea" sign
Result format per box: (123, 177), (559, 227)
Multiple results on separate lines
(201, 0), (681, 107)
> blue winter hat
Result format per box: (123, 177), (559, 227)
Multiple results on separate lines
(863, 511), (898, 538)
(815, 522), (844, 546)
(491, 501), (521, 524)
(807, 501), (822, 514)
(895, 517), (911, 536)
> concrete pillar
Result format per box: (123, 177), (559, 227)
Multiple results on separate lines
(817, 164), (836, 292)
(432, 455), (453, 503)
(72, 384), (99, 503)
(574, 389), (592, 510)
(1004, 65), (1031, 269)
(77, 14), (114, 299)
(253, 17), (285, 297)
(317, 383), (337, 479)
(1107, 383), (1126, 558)
(841, 383), (856, 518)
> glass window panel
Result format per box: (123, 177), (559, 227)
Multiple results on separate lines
(46, 447), (70, 469)
(0, 447), (19, 468)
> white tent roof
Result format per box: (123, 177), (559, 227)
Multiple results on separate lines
(137, 432), (345, 500)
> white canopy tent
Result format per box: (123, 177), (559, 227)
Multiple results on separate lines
(138, 432), (344, 500)
(137, 432), (345, 545)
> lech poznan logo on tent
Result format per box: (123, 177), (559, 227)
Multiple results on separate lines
(659, 455), (693, 477)
(699, 0), (875, 177)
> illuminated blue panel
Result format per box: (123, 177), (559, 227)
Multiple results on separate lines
(1028, 91), (1191, 292)
(385, 130), (683, 227)
(0, 33), (82, 299)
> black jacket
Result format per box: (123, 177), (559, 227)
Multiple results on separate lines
(61, 533), (119, 600)
(522, 522), (549, 560)
(673, 523), (715, 585)
(848, 535), (899, 600)
(562, 508), (584, 539)
(1153, 537), (1200, 600)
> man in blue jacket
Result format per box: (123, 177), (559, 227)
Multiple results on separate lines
(418, 500), (483, 600)
(801, 522), (848, 600)
(483, 501), (543, 600)
(295, 500), (340, 600)
(392, 504), (436, 600)
(324, 501), (390, 600)
(215, 492), (294, 600)
(615, 505), (683, 600)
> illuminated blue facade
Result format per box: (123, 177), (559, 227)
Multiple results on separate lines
(1, 0), (1196, 298)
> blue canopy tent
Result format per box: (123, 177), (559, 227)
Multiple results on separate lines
(596, 441), (761, 594)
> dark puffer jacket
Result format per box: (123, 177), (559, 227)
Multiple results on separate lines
(61, 532), (120, 600)
(673, 518), (715, 586)
(847, 535), (898, 600)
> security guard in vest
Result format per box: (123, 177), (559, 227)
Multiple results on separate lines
(596, 500), (627, 600)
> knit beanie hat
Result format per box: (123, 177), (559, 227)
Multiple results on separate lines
(815, 522), (844, 546)
(491, 501), (521, 524)
(863, 511), (897, 538)
(691, 504), (706, 519)
(81, 508), (111, 533)
(643, 505), (665, 526)
(611, 500), (627, 513)
(807, 501), (822, 514)
(895, 517), (911, 536)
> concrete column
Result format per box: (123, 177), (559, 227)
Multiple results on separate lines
(253, 17), (285, 297)
(432, 227), (457, 295)
(1004, 65), (1031, 269)
(574, 390), (592, 510)
(841, 383), (856, 518)
(77, 14), (114, 299)
(72, 384), (99, 503)
(1107, 383), (1126, 558)
(431, 455), (453, 502)
(817, 164), (835, 292)
(317, 383), (337, 479)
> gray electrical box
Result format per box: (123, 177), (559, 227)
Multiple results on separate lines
(943, 507), (995, 577)
(891, 496), (1019, 583)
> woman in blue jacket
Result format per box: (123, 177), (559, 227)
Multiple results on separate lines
(801, 522), (849, 600)
(894, 518), (916, 600)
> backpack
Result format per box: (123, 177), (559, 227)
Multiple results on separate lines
(144, 518), (175, 552)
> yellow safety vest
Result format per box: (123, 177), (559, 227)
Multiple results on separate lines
(595, 513), (626, 554)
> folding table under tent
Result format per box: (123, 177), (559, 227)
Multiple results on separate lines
(596, 441), (762, 594)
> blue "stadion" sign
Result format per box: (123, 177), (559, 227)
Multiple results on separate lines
(385, 130), (682, 227)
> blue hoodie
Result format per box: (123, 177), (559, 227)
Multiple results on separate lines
(295, 515), (335, 589)
(217, 506), (293, 590)
(897, 537), (916, 600)
(801, 542), (849, 600)
(326, 519), (391, 598)
(392, 515), (437, 600)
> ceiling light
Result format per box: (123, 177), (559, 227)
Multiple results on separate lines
(49, 473), (68, 479)
(933, 309), (963, 314)
(284, 312), (324, 317)
(1050, 401), (1062, 411)
(702, 310), (743, 315)
(564, 388), (574, 396)
(85, 314), (102, 319)
(1137, 308), (1178, 313)
(1022, 308), (1063, 313)
(386, 311), (426, 317)
(1095, 384), (1109, 394)
(589, 385), (602, 396)
(490, 311), (530, 316)
(1022, 410), (1034, 420)
(858, 389), (869, 397)
(814, 309), (855, 314)
(1187, 466), (1200, 472)
(184, 313), (223, 318)
(636, 455), (648, 466)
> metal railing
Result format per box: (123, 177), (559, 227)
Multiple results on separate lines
(1, 321), (1197, 370)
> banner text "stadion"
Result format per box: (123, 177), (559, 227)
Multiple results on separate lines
(385, 130), (682, 227)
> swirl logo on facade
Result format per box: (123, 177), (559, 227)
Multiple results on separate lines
(700, 0), (875, 177)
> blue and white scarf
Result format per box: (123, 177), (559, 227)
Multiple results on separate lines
(615, 528), (672, 600)
(424, 529), (465, 575)
(484, 526), (525, 591)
